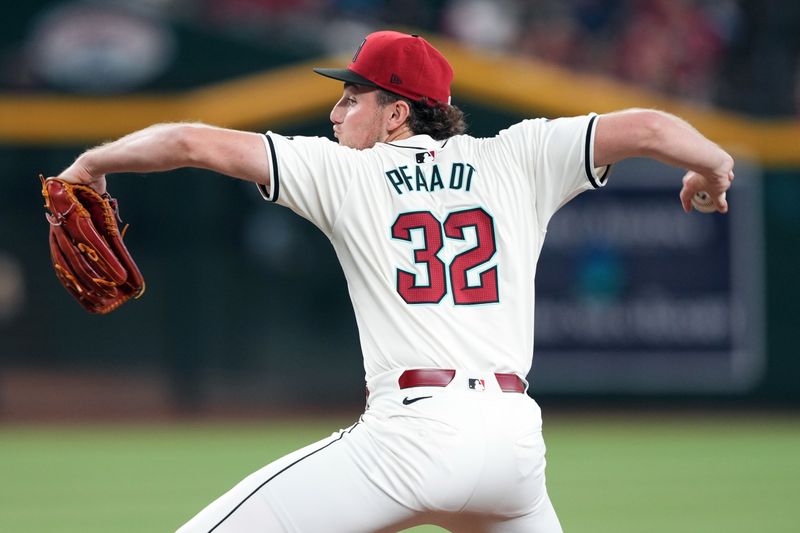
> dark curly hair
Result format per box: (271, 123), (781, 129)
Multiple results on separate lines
(376, 89), (467, 140)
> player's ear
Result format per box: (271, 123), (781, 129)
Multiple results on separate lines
(386, 100), (410, 130)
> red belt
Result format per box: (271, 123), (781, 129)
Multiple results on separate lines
(398, 369), (526, 393)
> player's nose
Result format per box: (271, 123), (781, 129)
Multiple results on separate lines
(330, 98), (345, 124)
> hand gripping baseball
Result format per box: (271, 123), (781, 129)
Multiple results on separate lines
(679, 161), (735, 214)
(41, 176), (145, 314)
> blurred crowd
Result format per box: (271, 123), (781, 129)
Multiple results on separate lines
(177, 0), (800, 115)
(3, 0), (800, 116)
(202, 0), (736, 105)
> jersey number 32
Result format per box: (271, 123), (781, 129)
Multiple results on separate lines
(391, 207), (498, 305)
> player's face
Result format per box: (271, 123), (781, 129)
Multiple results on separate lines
(330, 84), (390, 149)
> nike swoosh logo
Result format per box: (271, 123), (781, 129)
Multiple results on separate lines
(402, 395), (433, 405)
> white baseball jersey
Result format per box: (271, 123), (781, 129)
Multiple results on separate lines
(258, 114), (608, 380)
(179, 114), (609, 533)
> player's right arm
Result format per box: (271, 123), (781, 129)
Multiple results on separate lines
(593, 109), (734, 213)
(58, 123), (269, 194)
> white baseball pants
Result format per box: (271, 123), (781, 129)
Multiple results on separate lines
(176, 369), (562, 533)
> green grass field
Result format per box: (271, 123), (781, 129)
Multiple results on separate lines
(1, 412), (798, 532)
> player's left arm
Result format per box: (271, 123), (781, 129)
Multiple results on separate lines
(594, 109), (734, 213)
(58, 123), (269, 194)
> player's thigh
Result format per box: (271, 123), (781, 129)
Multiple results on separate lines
(434, 493), (562, 533)
(491, 492), (563, 533)
(253, 426), (418, 532)
(174, 433), (340, 533)
(176, 423), (416, 533)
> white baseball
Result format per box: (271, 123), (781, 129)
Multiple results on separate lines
(691, 191), (719, 213)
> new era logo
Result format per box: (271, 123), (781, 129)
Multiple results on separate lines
(390, 73), (402, 85)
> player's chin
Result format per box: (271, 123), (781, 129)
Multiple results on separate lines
(338, 137), (366, 150)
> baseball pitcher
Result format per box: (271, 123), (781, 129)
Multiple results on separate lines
(53, 31), (734, 532)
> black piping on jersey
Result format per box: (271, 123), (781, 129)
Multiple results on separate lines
(385, 142), (428, 150)
(584, 115), (610, 188)
(385, 138), (448, 150)
(207, 421), (361, 532)
(265, 134), (280, 202)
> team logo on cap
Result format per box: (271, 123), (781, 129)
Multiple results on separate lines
(352, 38), (366, 62)
(468, 378), (485, 391)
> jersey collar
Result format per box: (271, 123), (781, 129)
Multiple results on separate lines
(381, 134), (444, 151)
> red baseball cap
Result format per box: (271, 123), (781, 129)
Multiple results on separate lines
(314, 31), (453, 106)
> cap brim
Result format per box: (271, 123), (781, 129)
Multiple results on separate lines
(313, 67), (378, 88)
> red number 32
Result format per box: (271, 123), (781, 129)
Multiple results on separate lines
(391, 207), (498, 305)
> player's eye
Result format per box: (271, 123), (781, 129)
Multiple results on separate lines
(347, 97), (357, 105)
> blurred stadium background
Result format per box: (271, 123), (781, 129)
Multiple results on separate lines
(1, 1), (799, 532)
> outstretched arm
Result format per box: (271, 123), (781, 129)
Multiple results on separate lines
(594, 109), (734, 213)
(57, 123), (270, 194)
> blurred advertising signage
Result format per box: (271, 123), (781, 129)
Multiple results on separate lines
(533, 158), (764, 393)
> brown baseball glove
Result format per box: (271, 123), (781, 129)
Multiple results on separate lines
(41, 176), (145, 314)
